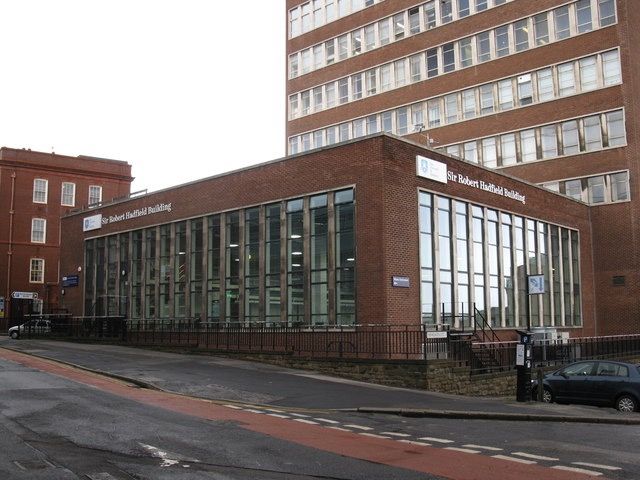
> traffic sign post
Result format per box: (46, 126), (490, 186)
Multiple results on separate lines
(517, 275), (544, 402)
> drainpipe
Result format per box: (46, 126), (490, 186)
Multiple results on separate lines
(6, 171), (16, 307)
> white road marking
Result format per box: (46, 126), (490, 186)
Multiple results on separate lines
(462, 444), (503, 451)
(290, 413), (310, 418)
(223, 404), (243, 410)
(553, 466), (603, 476)
(572, 462), (622, 471)
(492, 455), (536, 464)
(266, 413), (290, 419)
(417, 437), (454, 444)
(328, 426), (352, 432)
(344, 424), (373, 431)
(380, 432), (411, 437)
(139, 444), (199, 468)
(445, 447), (481, 454)
(398, 440), (432, 447)
(313, 418), (340, 424)
(512, 452), (559, 461)
(244, 409), (264, 414)
(358, 432), (391, 439)
(293, 418), (319, 425)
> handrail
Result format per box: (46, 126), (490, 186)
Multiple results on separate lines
(472, 305), (500, 344)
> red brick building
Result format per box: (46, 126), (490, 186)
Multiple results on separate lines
(285, 0), (637, 335)
(0, 147), (133, 324)
(60, 135), (597, 339)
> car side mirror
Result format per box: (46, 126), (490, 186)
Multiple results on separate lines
(560, 372), (568, 379)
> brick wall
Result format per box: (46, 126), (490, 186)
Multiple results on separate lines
(0, 148), (133, 317)
(60, 135), (596, 334)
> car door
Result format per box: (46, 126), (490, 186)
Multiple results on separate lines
(590, 362), (629, 405)
(551, 361), (596, 402)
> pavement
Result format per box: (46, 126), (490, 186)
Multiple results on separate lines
(1, 336), (639, 425)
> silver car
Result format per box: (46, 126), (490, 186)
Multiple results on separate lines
(8, 319), (51, 339)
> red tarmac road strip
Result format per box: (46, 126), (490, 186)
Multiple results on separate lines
(0, 348), (605, 480)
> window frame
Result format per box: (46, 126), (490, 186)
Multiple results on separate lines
(31, 218), (47, 244)
(33, 178), (48, 204)
(29, 258), (45, 284)
(88, 185), (103, 206)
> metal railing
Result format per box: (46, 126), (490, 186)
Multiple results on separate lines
(12, 316), (640, 373)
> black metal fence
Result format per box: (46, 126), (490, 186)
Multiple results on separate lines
(11, 317), (640, 373)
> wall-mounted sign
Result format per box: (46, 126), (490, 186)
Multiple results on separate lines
(528, 274), (545, 295)
(426, 331), (448, 339)
(446, 170), (527, 205)
(392, 276), (411, 288)
(83, 203), (174, 231)
(12, 291), (38, 300)
(0, 297), (4, 318)
(83, 214), (103, 232)
(416, 156), (448, 184)
(101, 202), (173, 226)
(62, 275), (80, 287)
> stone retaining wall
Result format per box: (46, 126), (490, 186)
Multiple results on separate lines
(231, 354), (518, 397)
(220, 352), (640, 397)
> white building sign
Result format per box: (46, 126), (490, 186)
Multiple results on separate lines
(83, 214), (103, 232)
(83, 203), (173, 231)
(416, 155), (448, 184)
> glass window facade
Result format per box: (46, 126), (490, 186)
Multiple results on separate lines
(83, 188), (356, 326)
(419, 192), (582, 329)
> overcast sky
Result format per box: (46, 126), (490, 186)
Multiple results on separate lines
(0, 1), (285, 193)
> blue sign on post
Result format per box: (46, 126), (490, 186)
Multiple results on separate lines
(527, 274), (545, 295)
(62, 275), (79, 287)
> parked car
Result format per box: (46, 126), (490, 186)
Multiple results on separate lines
(8, 319), (51, 339)
(532, 360), (640, 412)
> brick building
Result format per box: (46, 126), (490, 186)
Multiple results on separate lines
(0, 147), (133, 324)
(285, 0), (637, 334)
(60, 135), (597, 338)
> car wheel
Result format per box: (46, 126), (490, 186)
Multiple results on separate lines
(10, 331), (19, 339)
(542, 387), (553, 403)
(616, 394), (638, 413)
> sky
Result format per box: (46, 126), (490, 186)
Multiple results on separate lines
(0, 1), (285, 193)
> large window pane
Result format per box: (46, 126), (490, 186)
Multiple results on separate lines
(554, 6), (570, 40)
(576, 0), (593, 33)
(442, 43), (455, 73)
(495, 25), (510, 57)
(598, 0), (616, 26)
(610, 172), (629, 201)
(602, 50), (621, 85)
(520, 129), (537, 162)
(541, 125), (558, 159)
(536, 68), (554, 101)
(579, 56), (597, 91)
(606, 110), (625, 146)
(561, 120), (580, 155)
(500, 134), (516, 166)
(584, 115), (603, 151)
(335, 189), (355, 325)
